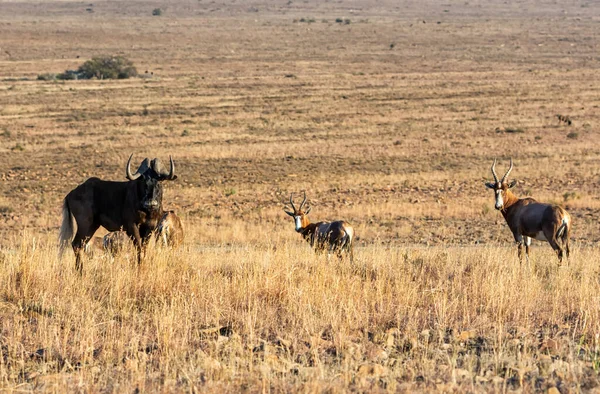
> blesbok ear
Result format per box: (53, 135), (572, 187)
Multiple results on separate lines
(284, 210), (295, 217)
(485, 182), (496, 189)
(305, 206), (311, 214)
(507, 180), (517, 189)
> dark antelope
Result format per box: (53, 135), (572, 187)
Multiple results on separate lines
(284, 192), (354, 261)
(59, 154), (177, 271)
(157, 211), (184, 248)
(556, 114), (572, 126)
(485, 158), (571, 263)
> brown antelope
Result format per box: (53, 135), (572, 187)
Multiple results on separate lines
(156, 211), (184, 248)
(485, 158), (571, 264)
(102, 231), (130, 256)
(556, 114), (572, 126)
(84, 231), (130, 257)
(284, 192), (354, 261)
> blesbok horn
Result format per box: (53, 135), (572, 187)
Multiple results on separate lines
(167, 156), (175, 180)
(289, 193), (297, 212)
(501, 158), (513, 183)
(299, 191), (307, 211)
(491, 158), (499, 184)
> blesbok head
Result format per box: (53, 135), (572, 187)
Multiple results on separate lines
(485, 158), (517, 210)
(126, 154), (177, 211)
(284, 192), (311, 232)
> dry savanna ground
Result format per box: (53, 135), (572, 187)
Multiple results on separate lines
(1, 0), (600, 391)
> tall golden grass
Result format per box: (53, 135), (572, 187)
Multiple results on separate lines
(1, 231), (599, 391)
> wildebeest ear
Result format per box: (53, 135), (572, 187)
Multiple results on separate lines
(507, 180), (517, 188)
(283, 210), (295, 216)
(485, 182), (496, 189)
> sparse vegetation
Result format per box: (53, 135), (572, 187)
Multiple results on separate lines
(152, 8), (163, 16)
(567, 132), (579, 139)
(1, 0), (600, 391)
(77, 55), (137, 79)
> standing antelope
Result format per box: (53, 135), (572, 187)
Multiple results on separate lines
(485, 158), (571, 264)
(284, 192), (354, 261)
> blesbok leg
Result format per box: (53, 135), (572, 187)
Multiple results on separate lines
(524, 237), (532, 263)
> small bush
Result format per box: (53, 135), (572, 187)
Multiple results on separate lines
(152, 8), (163, 16)
(567, 132), (578, 139)
(37, 73), (56, 81)
(335, 18), (343, 23)
(77, 56), (138, 80)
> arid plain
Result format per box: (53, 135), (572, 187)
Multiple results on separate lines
(1, 0), (600, 391)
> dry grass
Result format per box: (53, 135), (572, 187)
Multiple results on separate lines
(2, 234), (600, 392)
(1, 0), (600, 391)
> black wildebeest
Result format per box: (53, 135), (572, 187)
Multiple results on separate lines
(284, 192), (355, 262)
(59, 154), (177, 271)
(485, 158), (571, 264)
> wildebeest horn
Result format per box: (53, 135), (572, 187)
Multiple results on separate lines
(299, 191), (307, 211)
(491, 158), (499, 184)
(126, 154), (141, 180)
(501, 158), (513, 183)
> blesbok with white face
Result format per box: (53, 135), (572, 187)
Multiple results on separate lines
(284, 192), (354, 261)
(485, 158), (571, 264)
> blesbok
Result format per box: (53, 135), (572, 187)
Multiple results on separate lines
(284, 192), (354, 261)
(84, 231), (130, 257)
(556, 114), (572, 126)
(59, 154), (177, 271)
(156, 211), (184, 248)
(485, 158), (571, 264)
(102, 231), (130, 256)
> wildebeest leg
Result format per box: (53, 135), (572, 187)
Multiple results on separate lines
(72, 224), (99, 272)
(125, 225), (143, 265)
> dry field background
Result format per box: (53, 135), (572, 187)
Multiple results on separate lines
(1, 0), (600, 391)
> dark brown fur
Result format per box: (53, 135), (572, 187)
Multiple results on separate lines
(59, 155), (176, 271)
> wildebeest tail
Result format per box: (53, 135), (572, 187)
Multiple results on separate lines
(58, 199), (75, 258)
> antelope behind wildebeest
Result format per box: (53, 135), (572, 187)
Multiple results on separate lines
(284, 192), (354, 262)
(556, 114), (572, 126)
(157, 211), (184, 248)
(84, 231), (130, 257)
(59, 154), (177, 271)
(485, 158), (571, 264)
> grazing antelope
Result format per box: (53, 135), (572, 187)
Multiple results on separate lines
(102, 231), (130, 256)
(284, 192), (354, 261)
(84, 232), (130, 257)
(485, 158), (571, 264)
(156, 211), (184, 248)
(556, 114), (572, 126)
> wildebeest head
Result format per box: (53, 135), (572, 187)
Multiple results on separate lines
(126, 154), (177, 211)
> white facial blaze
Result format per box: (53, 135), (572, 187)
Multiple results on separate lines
(294, 216), (303, 231)
(495, 189), (503, 209)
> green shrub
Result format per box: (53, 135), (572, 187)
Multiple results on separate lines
(152, 8), (163, 16)
(77, 56), (138, 80)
